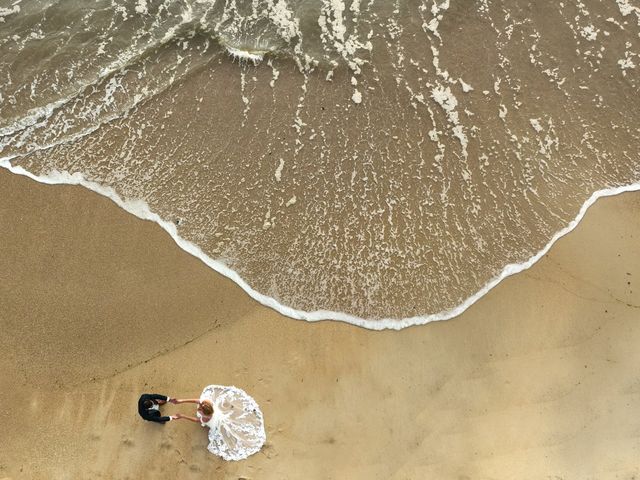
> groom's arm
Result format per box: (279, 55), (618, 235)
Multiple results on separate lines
(148, 393), (168, 403)
(148, 393), (167, 400)
(146, 414), (172, 423)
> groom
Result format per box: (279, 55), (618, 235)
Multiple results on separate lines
(138, 393), (176, 424)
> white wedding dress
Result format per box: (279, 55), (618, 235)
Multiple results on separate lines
(196, 385), (266, 461)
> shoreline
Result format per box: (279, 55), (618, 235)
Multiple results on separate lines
(2, 160), (639, 330)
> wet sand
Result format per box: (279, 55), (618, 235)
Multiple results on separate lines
(1, 168), (639, 479)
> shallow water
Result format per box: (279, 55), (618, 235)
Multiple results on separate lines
(1, 0), (639, 327)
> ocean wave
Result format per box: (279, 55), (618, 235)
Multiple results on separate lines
(2, 0), (639, 327)
(2, 161), (639, 330)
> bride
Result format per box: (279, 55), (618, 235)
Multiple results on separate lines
(171, 385), (266, 461)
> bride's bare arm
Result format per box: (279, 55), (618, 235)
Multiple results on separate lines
(170, 398), (200, 404)
(173, 413), (200, 423)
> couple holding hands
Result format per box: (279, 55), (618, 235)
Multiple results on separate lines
(137, 393), (212, 424)
(137, 385), (266, 461)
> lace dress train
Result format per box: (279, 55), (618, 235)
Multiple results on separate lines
(197, 385), (266, 461)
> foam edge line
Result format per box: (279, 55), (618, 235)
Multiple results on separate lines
(2, 159), (640, 331)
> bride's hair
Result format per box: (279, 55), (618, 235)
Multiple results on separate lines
(199, 402), (213, 416)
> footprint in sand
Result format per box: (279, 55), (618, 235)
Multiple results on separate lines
(121, 437), (134, 447)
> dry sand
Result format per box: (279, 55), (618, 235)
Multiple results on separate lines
(1, 168), (639, 479)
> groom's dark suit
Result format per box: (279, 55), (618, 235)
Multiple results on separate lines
(138, 393), (171, 423)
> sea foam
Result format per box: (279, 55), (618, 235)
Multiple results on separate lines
(3, 160), (639, 330)
(2, 0), (640, 327)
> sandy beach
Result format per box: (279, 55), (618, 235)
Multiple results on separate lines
(1, 167), (639, 479)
